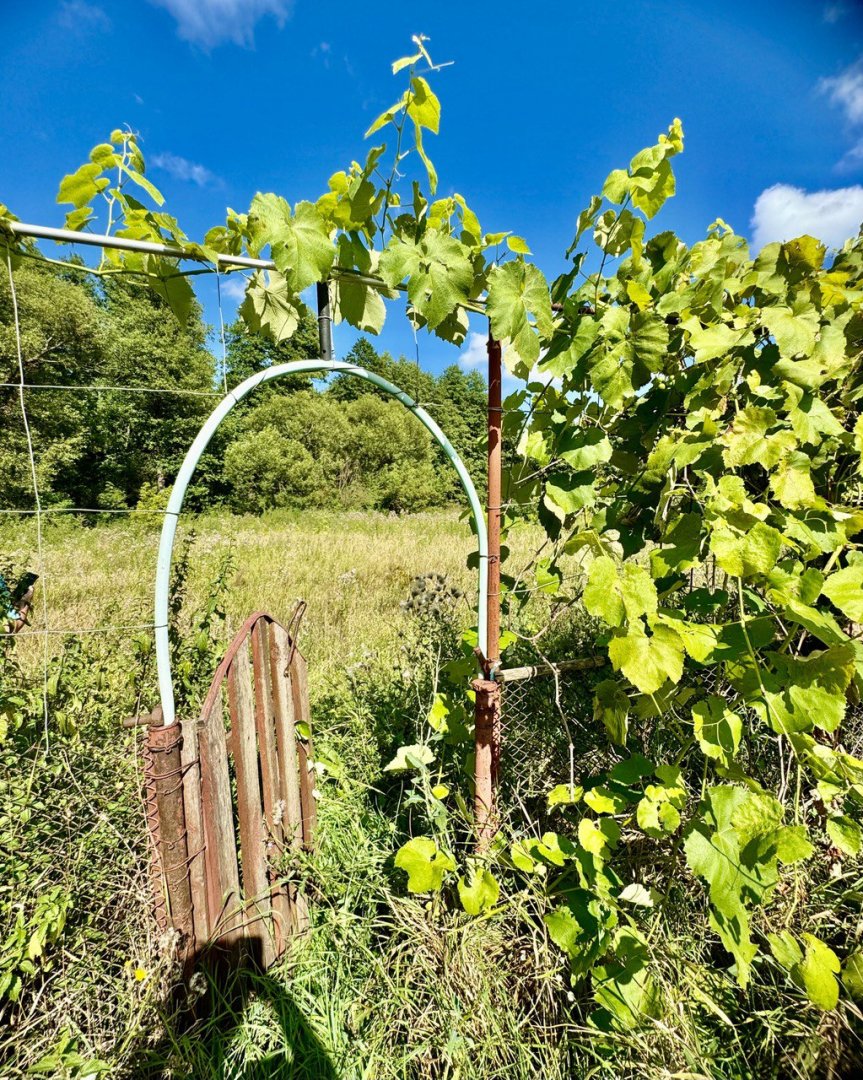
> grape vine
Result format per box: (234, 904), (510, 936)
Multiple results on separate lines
(3, 36), (863, 1030)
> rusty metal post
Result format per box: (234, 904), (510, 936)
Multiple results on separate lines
(474, 333), (503, 851)
(473, 678), (500, 852)
(147, 724), (194, 952)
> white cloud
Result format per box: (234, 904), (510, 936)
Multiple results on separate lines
(311, 41), (332, 67)
(149, 0), (293, 49)
(824, 3), (846, 23)
(151, 151), (220, 187)
(219, 274), (247, 301)
(458, 331), (487, 369)
(820, 57), (863, 125)
(750, 183), (863, 251)
(58, 1), (110, 32)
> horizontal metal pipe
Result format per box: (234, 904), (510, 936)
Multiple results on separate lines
(498, 657), (606, 683)
(6, 220), (487, 312)
(9, 220), (260, 265)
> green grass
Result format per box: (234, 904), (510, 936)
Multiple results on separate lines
(2, 510), (863, 1079)
(5, 508), (484, 692)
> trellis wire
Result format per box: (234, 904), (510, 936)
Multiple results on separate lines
(0, 383), (222, 396)
(1, 240), (228, 653)
(5, 246), (51, 744)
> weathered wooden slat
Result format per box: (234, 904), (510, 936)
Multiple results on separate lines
(291, 649), (318, 846)
(251, 620), (289, 957)
(270, 623), (308, 935)
(179, 715), (209, 945)
(228, 637), (274, 968)
(158, 611), (315, 967)
(198, 690), (243, 948)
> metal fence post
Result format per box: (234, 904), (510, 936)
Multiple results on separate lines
(475, 333), (503, 851)
(146, 723), (194, 952)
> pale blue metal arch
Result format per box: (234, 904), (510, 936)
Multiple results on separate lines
(154, 359), (489, 727)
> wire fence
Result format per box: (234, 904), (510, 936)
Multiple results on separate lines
(498, 656), (608, 820)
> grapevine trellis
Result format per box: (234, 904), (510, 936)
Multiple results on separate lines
(6, 34), (863, 1023)
(1, 232), (517, 961)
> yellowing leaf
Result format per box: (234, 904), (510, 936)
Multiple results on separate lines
(547, 783), (584, 808)
(458, 869), (499, 915)
(486, 260), (553, 368)
(626, 280), (652, 309)
(607, 624), (684, 694)
(394, 837), (455, 893)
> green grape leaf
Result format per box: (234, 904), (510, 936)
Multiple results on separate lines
(578, 816), (621, 857)
(383, 743), (435, 772)
(842, 951), (863, 1000)
(770, 451), (818, 510)
(796, 934), (840, 1010)
(827, 815), (862, 856)
(394, 837), (456, 893)
(602, 169), (630, 204)
(380, 231), (473, 330)
(608, 624), (684, 694)
(684, 320), (743, 363)
(364, 90), (410, 138)
(583, 557), (657, 628)
(584, 556), (624, 626)
(486, 260), (553, 368)
(558, 428), (613, 471)
(544, 473), (595, 519)
(762, 305), (818, 359)
(592, 929), (661, 1030)
(458, 869), (500, 915)
(333, 278), (386, 334)
(57, 162), (109, 210)
(822, 565), (863, 623)
(239, 271), (303, 343)
(594, 679), (630, 746)
(768, 930), (803, 970)
(722, 407), (777, 467)
(585, 785), (629, 815)
(710, 522), (783, 578)
(683, 786), (759, 985)
(270, 201), (335, 293)
(692, 696), (742, 765)
(145, 257), (195, 326)
(407, 75), (440, 133)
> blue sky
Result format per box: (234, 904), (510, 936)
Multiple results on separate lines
(2, 0), (863, 377)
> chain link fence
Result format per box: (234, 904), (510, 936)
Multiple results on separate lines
(498, 656), (609, 822)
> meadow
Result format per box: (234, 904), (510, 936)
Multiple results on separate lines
(2, 510), (861, 1079)
(4, 509), (481, 689)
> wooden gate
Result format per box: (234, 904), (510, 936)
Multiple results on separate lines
(143, 610), (315, 970)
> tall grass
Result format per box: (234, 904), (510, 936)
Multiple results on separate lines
(2, 510), (862, 1078)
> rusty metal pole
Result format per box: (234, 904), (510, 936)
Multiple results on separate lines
(146, 724), (194, 953)
(474, 333), (503, 852)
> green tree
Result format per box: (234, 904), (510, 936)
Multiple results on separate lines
(0, 261), (216, 510)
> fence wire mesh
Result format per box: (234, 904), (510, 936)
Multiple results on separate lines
(498, 658), (608, 821)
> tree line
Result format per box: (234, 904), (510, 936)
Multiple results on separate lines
(0, 259), (487, 515)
